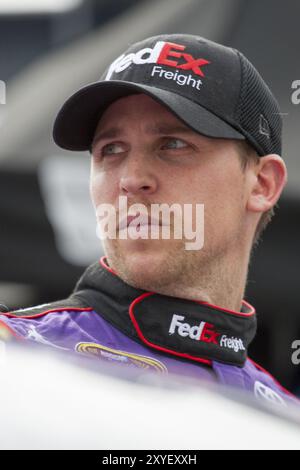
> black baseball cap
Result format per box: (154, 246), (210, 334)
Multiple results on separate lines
(53, 34), (282, 156)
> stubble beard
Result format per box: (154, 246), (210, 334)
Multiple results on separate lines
(103, 235), (222, 300)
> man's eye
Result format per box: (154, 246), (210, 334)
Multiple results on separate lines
(102, 143), (125, 156)
(162, 138), (188, 150)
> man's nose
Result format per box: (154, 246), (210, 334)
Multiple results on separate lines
(119, 153), (158, 197)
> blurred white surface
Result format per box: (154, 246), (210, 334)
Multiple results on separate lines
(0, 0), (83, 14)
(0, 344), (300, 450)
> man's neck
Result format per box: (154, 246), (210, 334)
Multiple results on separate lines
(151, 255), (248, 313)
(106, 247), (250, 313)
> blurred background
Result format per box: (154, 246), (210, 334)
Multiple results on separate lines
(0, 0), (299, 394)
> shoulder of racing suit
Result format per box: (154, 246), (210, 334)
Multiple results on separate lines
(4, 294), (88, 317)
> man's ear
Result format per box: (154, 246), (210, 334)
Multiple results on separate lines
(246, 154), (288, 213)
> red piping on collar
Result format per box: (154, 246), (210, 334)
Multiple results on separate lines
(100, 256), (255, 317)
(199, 299), (255, 317)
(1, 307), (93, 320)
(100, 256), (118, 276)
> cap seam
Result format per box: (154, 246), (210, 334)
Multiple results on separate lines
(233, 49), (244, 123)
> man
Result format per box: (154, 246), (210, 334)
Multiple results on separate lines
(0, 34), (297, 406)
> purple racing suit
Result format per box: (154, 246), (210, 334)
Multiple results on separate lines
(0, 257), (298, 407)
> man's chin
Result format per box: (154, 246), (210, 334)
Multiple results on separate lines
(115, 252), (166, 289)
(105, 241), (183, 292)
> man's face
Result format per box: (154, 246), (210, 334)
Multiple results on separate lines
(90, 94), (249, 293)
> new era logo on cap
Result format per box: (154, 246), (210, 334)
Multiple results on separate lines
(259, 114), (270, 138)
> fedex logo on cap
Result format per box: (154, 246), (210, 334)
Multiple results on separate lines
(105, 41), (210, 81)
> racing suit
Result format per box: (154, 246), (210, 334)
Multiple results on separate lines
(0, 257), (297, 407)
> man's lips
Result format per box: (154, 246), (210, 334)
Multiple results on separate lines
(118, 214), (167, 231)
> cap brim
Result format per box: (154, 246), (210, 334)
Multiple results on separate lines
(53, 80), (245, 151)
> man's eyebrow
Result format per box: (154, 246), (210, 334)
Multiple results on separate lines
(144, 124), (194, 135)
(91, 127), (122, 148)
(91, 124), (194, 148)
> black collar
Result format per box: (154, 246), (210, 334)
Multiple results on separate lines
(73, 257), (257, 368)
